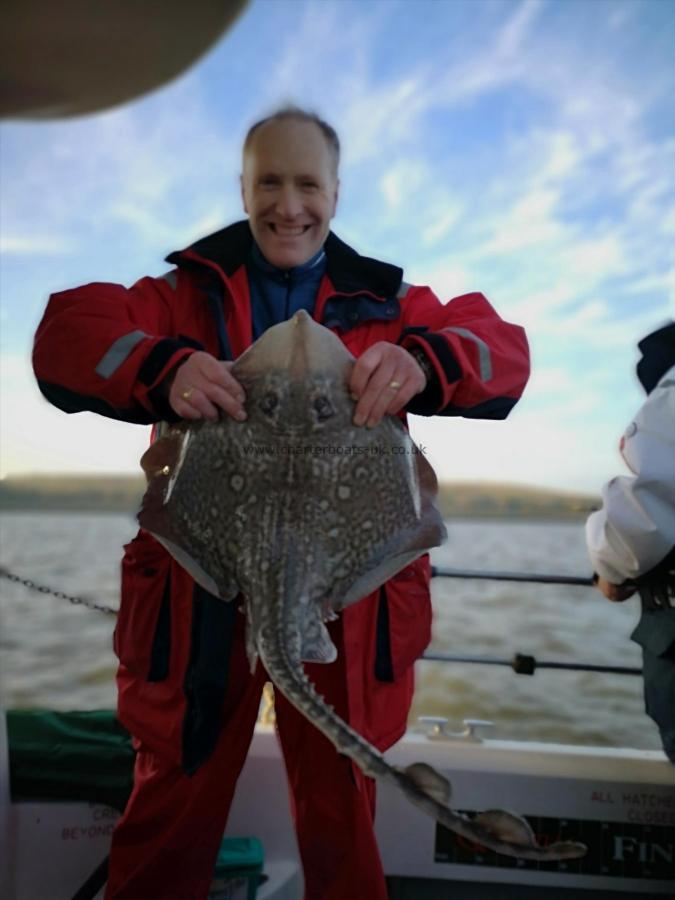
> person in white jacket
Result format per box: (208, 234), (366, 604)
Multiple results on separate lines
(586, 321), (675, 762)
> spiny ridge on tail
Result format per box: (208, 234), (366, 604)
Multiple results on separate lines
(402, 761), (587, 862)
(261, 644), (392, 773)
(268, 649), (587, 862)
(404, 762), (452, 805)
(267, 639), (586, 862)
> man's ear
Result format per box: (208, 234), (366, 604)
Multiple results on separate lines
(331, 179), (340, 217)
(240, 174), (249, 214)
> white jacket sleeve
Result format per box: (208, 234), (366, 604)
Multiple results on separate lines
(586, 366), (675, 584)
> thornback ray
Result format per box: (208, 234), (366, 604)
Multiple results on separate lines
(138, 310), (587, 862)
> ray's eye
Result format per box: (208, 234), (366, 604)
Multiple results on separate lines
(314, 395), (334, 421)
(259, 392), (278, 416)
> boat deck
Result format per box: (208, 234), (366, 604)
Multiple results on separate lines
(3, 716), (674, 899)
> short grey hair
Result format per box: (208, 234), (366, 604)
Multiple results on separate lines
(243, 105), (340, 177)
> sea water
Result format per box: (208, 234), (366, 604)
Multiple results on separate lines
(0, 512), (659, 751)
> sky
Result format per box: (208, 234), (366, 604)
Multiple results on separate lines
(1, 0), (674, 492)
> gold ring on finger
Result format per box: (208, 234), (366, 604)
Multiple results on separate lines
(388, 380), (402, 390)
(180, 387), (194, 401)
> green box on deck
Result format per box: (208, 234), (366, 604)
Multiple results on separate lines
(209, 836), (264, 900)
(7, 711), (265, 899)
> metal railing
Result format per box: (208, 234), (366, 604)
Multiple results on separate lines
(0, 564), (642, 676)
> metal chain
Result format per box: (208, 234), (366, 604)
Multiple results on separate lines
(0, 566), (118, 616)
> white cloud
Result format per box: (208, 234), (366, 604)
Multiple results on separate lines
(508, 284), (578, 323)
(662, 208), (675, 235)
(1, 77), (243, 262)
(494, 0), (545, 59)
(1, 0), (673, 494)
(1, 234), (76, 256)
(422, 208), (463, 246)
(481, 187), (566, 254)
(608, 5), (636, 32)
(539, 131), (582, 181)
(521, 365), (574, 399)
(405, 260), (475, 303)
(252, 1), (433, 167)
(379, 159), (428, 212)
(0, 355), (151, 478)
(408, 408), (622, 494)
(431, 0), (544, 105)
(559, 235), (625, 283)
(624, 269), (675, 295)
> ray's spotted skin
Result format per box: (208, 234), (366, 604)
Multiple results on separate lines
(139, 311), (586, 862)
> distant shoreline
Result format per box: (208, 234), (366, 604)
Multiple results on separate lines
(0, 474), (599, 520)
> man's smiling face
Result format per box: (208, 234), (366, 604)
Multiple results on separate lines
(241, 117), (339, 269)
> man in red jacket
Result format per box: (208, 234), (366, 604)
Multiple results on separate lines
(33, 107), (530, 900)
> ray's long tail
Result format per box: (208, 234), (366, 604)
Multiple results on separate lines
(258, 627), (587, 862)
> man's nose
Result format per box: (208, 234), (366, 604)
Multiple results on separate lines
(275, 185), (303, 219)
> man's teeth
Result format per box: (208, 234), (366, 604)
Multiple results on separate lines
(272, 225), (307, 236)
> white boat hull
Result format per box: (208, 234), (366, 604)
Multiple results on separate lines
(3, 720), (674, 898)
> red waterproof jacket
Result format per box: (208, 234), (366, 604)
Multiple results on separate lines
(33, 221), (530, 771)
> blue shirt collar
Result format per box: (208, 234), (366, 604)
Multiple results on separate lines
(249, 241), (326, 281)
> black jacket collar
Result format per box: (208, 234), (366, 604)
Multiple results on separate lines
(166, 220), (403, 299)
(637, 322), (675, 394)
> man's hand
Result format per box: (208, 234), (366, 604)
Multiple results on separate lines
(595, 576), (637, 603)
(168, 351), (247, 422)
(350, 343), (427, 428)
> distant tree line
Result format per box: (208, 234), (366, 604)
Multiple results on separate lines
(0, 475), (598, 520)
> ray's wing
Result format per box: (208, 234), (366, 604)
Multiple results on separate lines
(138, 421), (240, 601)
(339, 434), (445, 606)
(293, 416), (446, 613)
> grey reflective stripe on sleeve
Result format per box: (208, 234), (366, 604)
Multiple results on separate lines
(95, 330), (150, 378)
(161, 270), (178, 290)
(397, 281), (411, 299)
(444, 327), (493, 381)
